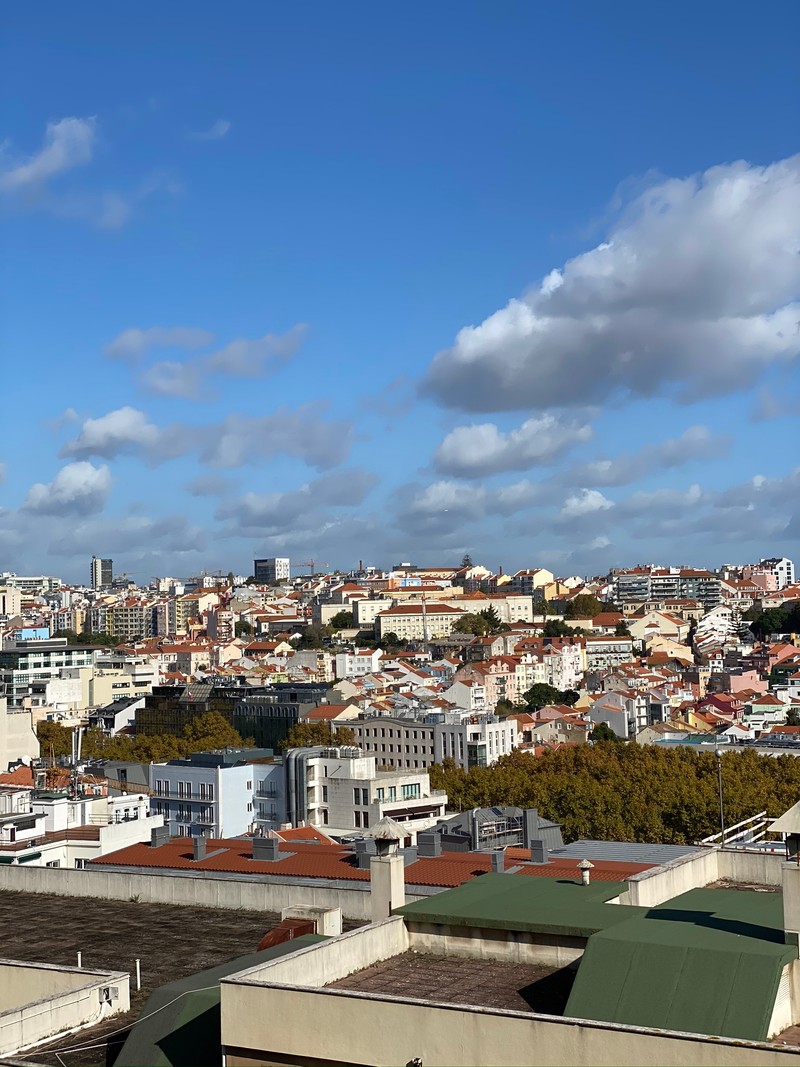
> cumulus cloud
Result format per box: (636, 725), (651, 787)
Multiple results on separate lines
(434, 414), (592, 477)
(186, 474), (235, 497)
(107, 324), (306, 399)
(188, 119), (231, 141)
(216, 470), (377, 539)
(0, 117), (96, 192)
(564, 425), (729, 487)
(422, 156), (800, 412)
(61, 403), (353, 471)
(105, 327), (215, 361)
(48, 512), (207, 558)
(61, 407), (162, 460)
(557, 489), (614, 521)
(202, 404), (352, 470)
(23, 462), (112, 516)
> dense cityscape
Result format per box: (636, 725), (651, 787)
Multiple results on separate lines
(4, 2), (798, 1064)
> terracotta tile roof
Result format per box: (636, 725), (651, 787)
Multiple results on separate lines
(91, 835), (656, 889)
(304, 704), (353, 721)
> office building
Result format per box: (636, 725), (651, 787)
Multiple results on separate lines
(90, 556), (113, 590)
(254, 558), (291, 584)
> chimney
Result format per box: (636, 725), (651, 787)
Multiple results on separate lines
(530, 840), (548, 865)
(150, 826), (169, 848)
(578, 858), (595, 885)
(491, 849), (505, 874)
(417, 832), (441, 857)
(253, 837), (281, 863)
(783, 861), (800, 946)
(522, 808), (539, 849)
(193, 836), (206, 861)
(402, 847), (418, 867)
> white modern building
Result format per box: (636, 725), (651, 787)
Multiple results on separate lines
(254, 558), (291, 584)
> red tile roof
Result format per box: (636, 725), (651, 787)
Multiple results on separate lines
(91, 835), (655, 889)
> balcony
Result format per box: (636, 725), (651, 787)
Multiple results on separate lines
(256, 785), (278, 799)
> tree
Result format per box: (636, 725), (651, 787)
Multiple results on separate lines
(235, 620), (253, 638)
(457, 613), (491, 637)
(329, 610), (355, 630)
(543, 618), (578, 638)
(295, 623), (332, 649)
(590, 722), (624, 743)
(478, 606), (503, 634)
(522, 683), (565, 710)
(226, 571), (235, 587)
(461, 554), (473, 569)
(280, 721), (357, 750)
(563, 595), (604, 619)
(182, 712), (248, 751)
(36, 721), (73, 758)
(494, 698), (520, 718)
(382, 631), (401, 648)
(561, 690), (580, 707)
(788, 708), (800, 727)
(615, 621), (632, 637)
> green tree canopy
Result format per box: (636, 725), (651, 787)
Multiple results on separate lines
(478, 606), (503, 633)
(279, 721), (357, 750)
(329, 610), (355, 630)
(590, 722), (624, 743)
(235, 620), (253, 638)
(543, 618), (579, 638)
(522, 683), (568, 710)
(52, 629), (119, 647)
(294, 623), (333, 649)
(182, 711), (249, 750)
(429, 745), (800, 845)
(457, 613), (491, 637)
(563, 595), (604, 619)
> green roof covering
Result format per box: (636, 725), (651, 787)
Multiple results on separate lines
(115, 934), (327, 1067)
(566, 889), (797, 1042)
(396, 872), (645, 938)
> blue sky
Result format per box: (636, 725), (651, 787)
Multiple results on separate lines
(1, 1), (798, 583)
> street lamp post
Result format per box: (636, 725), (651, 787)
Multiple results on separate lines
(715, 747), (726, 845)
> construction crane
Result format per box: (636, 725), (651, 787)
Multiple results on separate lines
(292, 560), (330, 575)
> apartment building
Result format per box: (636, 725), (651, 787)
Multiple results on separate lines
(254, 558), (291, 584)
(433, 715), (516, 769)
(613, 567), (721, 610)
(334, 648), (383, 678)
(0, 639), (95, 708)
(584, 635), (635, 672)
(349, 717), (436, 770)
(284, 747), (446, 837)
(90, 556), (113, 590)
(374, 603), (466, 641)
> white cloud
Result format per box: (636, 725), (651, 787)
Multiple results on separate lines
(564, 425), (729, 487)
(557, 489), (614, 520)
(188, 119), (231, 141)
(0, 117), (96, 191)
(423, 156), (800, 411)
(61, 402), (353, 471)
(23, 462), (112, 516)
(61, 407), (161, 460)
(434, 414), (592, 477)
(105, 327), (214, 361)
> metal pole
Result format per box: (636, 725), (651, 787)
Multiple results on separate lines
(135, 959), (141, 991)
(716, 749), (726, 844)
(77, 951), (82, 969)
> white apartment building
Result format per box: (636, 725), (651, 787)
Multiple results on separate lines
(0, 698), (39, 770)
(334, 648), (384, 679)
(434, 716), (517, 769)
(375, 603), (466, 641)
(284, 747), (447, 839)
(0, 587), (22, 619)
(584, 636), (635, 672)
(0, 788), (162, 869)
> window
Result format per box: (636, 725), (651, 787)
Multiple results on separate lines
(375, 787), (384, 801)
(46, 860), (60, 868)
(322, 785), (328, 802)
(354, 811), (362, 828)
(361, 788), (369, 806)
(401, 783), (421, 800)
(247, 803), (253, 812)
(74, 859), (86, 869)
(353, 788), (360, 805)
(322, 809), (329, 825)
(246, 780), (252, 790)
(388, 787), (396, 801)
(207, 784), (214, 801)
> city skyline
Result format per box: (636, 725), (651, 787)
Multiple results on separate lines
(2, 2), (798, 584)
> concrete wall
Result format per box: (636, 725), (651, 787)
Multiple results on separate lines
(0, 960), (130, 1057)
(619, 848), (720, 907)
(407, 921), (585, 967)
(718, 850), (786, 887)
(230, 916), (409, 989)
(0, 862), (424, 921)
(220, 984), (800, 1067)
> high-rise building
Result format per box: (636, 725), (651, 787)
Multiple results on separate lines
(254, 558), (291, 584)
(90, 556), (113, 590)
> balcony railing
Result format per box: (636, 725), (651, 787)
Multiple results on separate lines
(256, 786), (278, 798)
(151, 788), (216, 802)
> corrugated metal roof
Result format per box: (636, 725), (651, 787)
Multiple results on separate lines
(552, 839), (705, 865)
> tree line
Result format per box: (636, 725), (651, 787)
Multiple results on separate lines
(429, 743), (800, 844)
(37, 712), (253, 765)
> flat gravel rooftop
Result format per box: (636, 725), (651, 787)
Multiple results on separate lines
(329, 950), (576, 1016)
